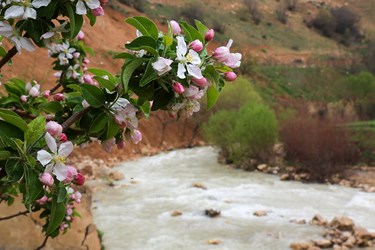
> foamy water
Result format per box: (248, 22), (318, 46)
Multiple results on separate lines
(91, 147), (375, 250)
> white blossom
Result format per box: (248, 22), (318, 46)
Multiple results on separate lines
(176, 36), (203, 79)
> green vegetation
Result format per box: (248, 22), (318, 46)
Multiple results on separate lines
(203, 78), (278, 165)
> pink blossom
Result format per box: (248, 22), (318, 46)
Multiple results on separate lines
(117, 139), (125, 150)
(205, 29), (215, 41)
(214, 39), (242, 68)
(39, 173), (54, 186)
(183, 85), (205, 100)
(66, 207), (73, 216)
(114, 99), (138, 130)
(36, 196), (48, 205)
(192, 77), (209, 88)
(92, 6), (104, 16)
(45, 121), (63, 137)
(170, 20), (181, 35)
(224, 72), (237, 81)
(77, 31), (85, 40)
(102, 137), (116, 152)
(131, 129), (142, 144)
(28, 85), (40, 97)
(54, 93), (65, 102)
(71, 191), (82, 203)
(20, 95), (28, 103)
(83, 74), (95, 85)
(42, 90), (50, 98)
(59, 133), (68, 142)
(73, 52), (80, 58)
(74, 173), (85, 186)
(100, 0), (108, 6)
(189, 39), (203, 52)
(173, 82), (185, 94)
(65, 165), (78, 183)
(83, 57), (90, 64)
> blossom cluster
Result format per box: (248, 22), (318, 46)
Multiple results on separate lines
(0, 0), (106, 53)
(124, 19), (242, 118)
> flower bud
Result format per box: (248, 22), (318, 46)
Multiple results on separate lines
(59, 133), (68, 142)
(77, 30), (85, 40)
(46, 121), (63, 136)
(205, 29), (215, 41)
(92, 6), (104, 16)
(214, 46), (230, 62)
(224, 72), (237, 81)
(83, 57), (90, 65)
(29, 84), (40, 97)
(192, 77), (209, 88)
(65, 165), (78, 183)
(73, 173), (85, 186)
(170, 20), (181, 35)
(20, 95), (28, 103)
(54, 72), (62, 78)
(117, 139), (125, 150)
(39, 173), (54, 187)
(83, 74), (95, 85)
(73, 52), (80, 58)
(66, 208), (73, 216)
(100, 0), (108, 6)
(54, 93), (65, 102)
(131, 129), (142, 144)
(173, 82), (185, 94)
(42, 90), (50, 98)
(189, 39), (203, 52)
(36, 196), (48, 205)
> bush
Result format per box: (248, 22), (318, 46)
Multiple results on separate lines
(280, 117), (359, 182)
(179, 4), (204, 25)
(203, 103), (278, 164)
(309, 7), (362, 45)
(117, 0), (147, 12)
(275, 4), (288, 24)
(213, 76), (263, 111)
(243, 0), (262, 25)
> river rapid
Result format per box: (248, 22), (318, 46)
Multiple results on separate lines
(91, 147), (375, 250)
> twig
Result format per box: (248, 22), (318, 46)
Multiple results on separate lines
(61, 106), (91, 131)
(49, 83), (62, 94)
(35, 236), (49, 250)
(0, 210), (28, 221)
(0, 46), (17, 70)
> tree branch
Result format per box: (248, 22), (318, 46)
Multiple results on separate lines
(35, 236), (49, 250)
(61, 107), (91, 131)
(0, 210), (28, 221)
(0, 46), (17, 70)
(49, 83), (62, 94)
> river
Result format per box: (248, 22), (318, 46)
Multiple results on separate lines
(91, 147), (375, 250)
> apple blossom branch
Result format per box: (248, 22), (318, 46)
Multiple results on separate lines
(0, 46), (17, 70)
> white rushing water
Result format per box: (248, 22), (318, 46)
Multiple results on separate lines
(91, 147), (375, 250)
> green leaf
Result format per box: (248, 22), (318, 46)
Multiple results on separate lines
(0, 109), (28, 132)
(204, 65), (221, 86)
(151, 89), (174, 111)
(5, 159), (23, 181)
(46, 197), (66, 235)
(140, 58), (159, 87)
(125, 36), (158, 55)
(87, 68), (116, 83)
(0, 150), (10, 160)
(93, 76), (116, 91)
(113, 52), (135, 60)
(121, 58), (146, 92)
(163, 35), (173, 47)
(207, 86), (219, 110)
(0, 121), (23, 143)
(80, 84), (106, 108)
(89, 113), (108, 133)
(39, 101), (63, 114)
(25, 116), (46, 148)
(194, 20), (209, 39)
(24, 168), (44, 206)
(179, 21), (204, 42)
(57, 185), (67, 203)
(66, 84), (83, 93)
(65, 4), (76, 39)
(140, 101), (151, 118)
(86, 11), (97, 26)
(125, 16), (159, 40)
(106, 116), (119, 139)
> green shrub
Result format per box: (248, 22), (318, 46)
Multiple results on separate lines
(213, 76), (263, 111)
(203, 103), (278, 163)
